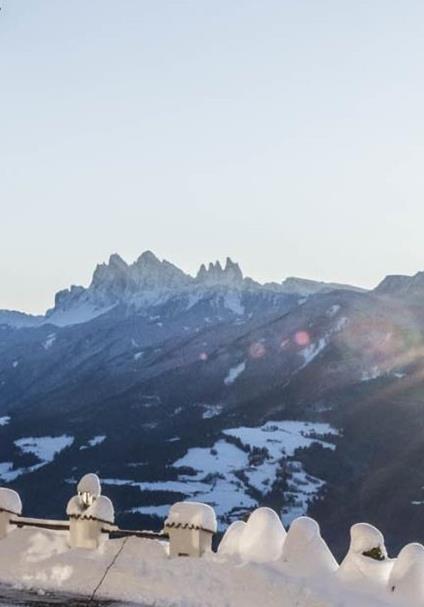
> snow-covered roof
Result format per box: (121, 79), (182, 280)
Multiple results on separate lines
(87, 496), (114, 523)
(77, 473), (101, 497)
(66, 495), (82, 518)
(0, 488), (22, 515)
(165, 502), (217, 533)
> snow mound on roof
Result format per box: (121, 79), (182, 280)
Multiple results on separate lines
(66, 495), (83, 518)
(350, 523), (387, 555)
(239, 507), (286, 563)
(67, 495), (114, 523)
(217, 521), (246, 557)
(88, 496), (114, 523)
(0, 488), (22, 515)
(281, 516), (338, 576)
(389, 543), (424, 603)
(165, 501), (217, 533)
(338, 523), (392, 586)
(77, 473), (101, 497)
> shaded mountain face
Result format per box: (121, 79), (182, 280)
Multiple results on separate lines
(1, 253), (424, 558)
(375, 271), (424, 300)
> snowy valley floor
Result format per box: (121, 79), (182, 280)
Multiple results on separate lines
(0, 528), (402, 607)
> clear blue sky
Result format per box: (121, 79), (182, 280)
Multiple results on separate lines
(1, 0), (424, 313)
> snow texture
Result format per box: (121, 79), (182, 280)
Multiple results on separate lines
(202, 404), (223, 419)
(88, 496), (114, 523)
(66, 495), (83, 517)
(14, 435), (74, 464)
(46, 303), (115, 327)
(281, 516), (338, 577)
(224, 362), (246, 385)
(389, 543), (424, 603)
(0, 518), (419, 607)
(222, 292), (245, 316)
(224, 420), (338, 524)
(238, 507), (286, 563)
(102, 420), (338, 527)
(361, 367), (382, 382)
(0, 436), (75, 483)
(300, 337), (328, 368)
(338, 523), (392, 588)
(80, 435), (106, 450)
(42, 333), (56, 350)
(0, 488), (22, 515)
(77, 473), (101, 497)
(67, 494), (114, 523)
(165, 501), (217, 533)
(129, 504), (171, 518)
(326, 304), (341, 317)
(217, 521), (246, 557)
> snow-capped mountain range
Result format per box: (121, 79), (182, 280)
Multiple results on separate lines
(0, 251), (364, 328)
(1, 251), (424, 560)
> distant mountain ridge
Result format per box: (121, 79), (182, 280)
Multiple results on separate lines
(0, 251), (365, 328)
(374, 271), (424, 298)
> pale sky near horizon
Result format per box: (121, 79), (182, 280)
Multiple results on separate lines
(1, 1), (424, 314)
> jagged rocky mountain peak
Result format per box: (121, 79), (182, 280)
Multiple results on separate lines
(135, 250), (161, 266)
(196, 263), (208, 280)
(224, 257), (243, 280)
(91, 255), (131, 290)
(1, 251), (367, 328)
(54, 285), (85, 307)
(108, 253), (129, 269)
(195, 256), (244, 287)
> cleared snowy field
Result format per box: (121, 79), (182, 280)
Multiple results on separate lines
(103, 420), (338, 525)
(0, 436), (74, 483)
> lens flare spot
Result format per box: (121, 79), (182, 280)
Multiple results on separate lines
(249, 341), (266, 359)
(294, 331), (310, 347)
